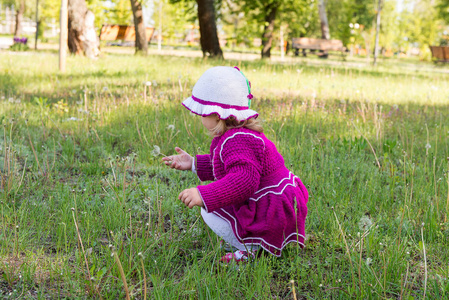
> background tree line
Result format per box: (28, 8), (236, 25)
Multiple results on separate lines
(1, 0), (448, 60)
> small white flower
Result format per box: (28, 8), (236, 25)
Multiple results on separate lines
(71, 89), (77, 94)
(393, 104), (398, 109)
(8, 97), (14, 103)
(102, 86), (109, 92)
(145, 81), (152, 86)
(425, 143), (431, 149)
(167, 124), (175, 131)
(152, 80), (158, 87)
(319, 284), (323, 287)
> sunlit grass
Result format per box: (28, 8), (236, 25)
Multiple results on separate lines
(1, 51), (448, 298)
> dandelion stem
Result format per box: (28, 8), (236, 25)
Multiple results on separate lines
(140, 257), (147, 300)
(113, 251), (130, 300)
(290, 280), (297, 300)
(421, 225), (427, 300)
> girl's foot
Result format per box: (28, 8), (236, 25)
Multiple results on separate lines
(220, 249), (257, 264)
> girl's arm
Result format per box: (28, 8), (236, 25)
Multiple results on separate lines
(195, 154), (215, 181)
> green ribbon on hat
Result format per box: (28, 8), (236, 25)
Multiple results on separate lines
(234, 66), (253, 108)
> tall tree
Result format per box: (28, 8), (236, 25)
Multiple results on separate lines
(14, 0), (26, 36)
(318, 0), (329, 40)
(67, 0), (100, 57)
(261, 1), (278, 58)
(169, 0), (223, 58)
(196, 0), (223, 58)
(130, 0), (148, 55)
(235, 0), (314, 59)
(373, 0), (382, 65)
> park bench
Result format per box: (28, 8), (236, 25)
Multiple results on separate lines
(429, 46), (449, 63)
(292, 37), (346, 58)
(99, 24), (155, 45)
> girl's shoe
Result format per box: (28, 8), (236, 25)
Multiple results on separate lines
(220, 249), (257, 264)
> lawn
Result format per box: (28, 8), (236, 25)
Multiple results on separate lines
(1, 51), (449, 299)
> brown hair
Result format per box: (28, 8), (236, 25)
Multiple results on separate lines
(209, 115), (263, 137)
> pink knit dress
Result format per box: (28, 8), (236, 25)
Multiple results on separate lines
(195, 127), (309, 256)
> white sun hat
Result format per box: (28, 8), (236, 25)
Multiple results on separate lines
(182, 66), (258, 121)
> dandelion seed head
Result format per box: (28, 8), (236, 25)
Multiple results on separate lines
(151, 145), (161, 157)
(425, 143), (431, 149)
(358, 215), (373, 231)
(167, 124), (175, 130)
(366, 257), (372, 266)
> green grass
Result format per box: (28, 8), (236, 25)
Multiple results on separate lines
(1, 51), (449, 299)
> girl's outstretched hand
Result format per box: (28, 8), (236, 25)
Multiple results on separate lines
(179, 188), (204, 209)
(162, 147), (193, 171)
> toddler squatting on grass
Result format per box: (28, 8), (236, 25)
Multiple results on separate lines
(162, 66), (309, 263)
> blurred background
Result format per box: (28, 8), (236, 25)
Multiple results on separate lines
(0, 0), (448, 63)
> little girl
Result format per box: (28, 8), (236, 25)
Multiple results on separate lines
(162, 66), (308, 262)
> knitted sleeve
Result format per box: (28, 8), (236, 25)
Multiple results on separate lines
(197, 134), (264, 212)
(195, 154), (215, 182)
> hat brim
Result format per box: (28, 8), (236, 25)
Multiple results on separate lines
(182, 96), (259, 121)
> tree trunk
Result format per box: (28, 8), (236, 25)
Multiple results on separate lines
(130, 0), (148, 55)
(318, 0), (330, 40)
(68, 0), (100, 57)
(196, 0), (223, 59)
(373, 0), (382, 66)
(261, 2), (277, 59)
(318, 0), (329, 58)
(14, 0), (26, 37)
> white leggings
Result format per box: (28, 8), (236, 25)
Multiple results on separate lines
(201, 208), (259, 252)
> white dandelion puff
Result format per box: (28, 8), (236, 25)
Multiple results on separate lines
(151, 145), (161, 157)
(358, 215), (373, 231)
(366, 257), (372, 266)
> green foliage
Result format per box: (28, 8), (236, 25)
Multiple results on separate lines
(437, 0), (449, 22)
(160, 0), (197, 42)
(0, 52), (449, 298)
(105, 0), (133, 25)
(9, 42), (29, 51)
